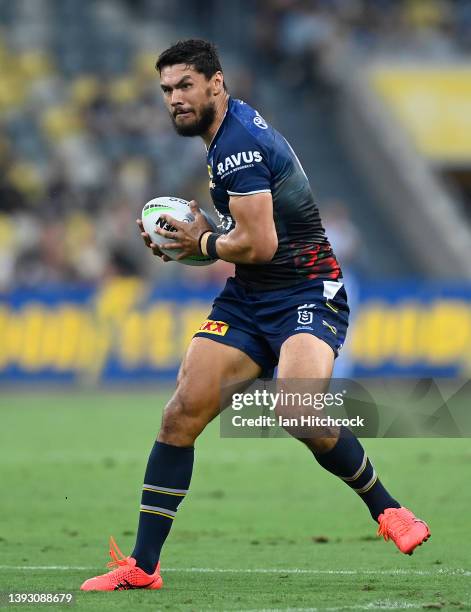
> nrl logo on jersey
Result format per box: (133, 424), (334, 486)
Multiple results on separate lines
(216, 150), (263, 176)
(297, 303), (316, 325)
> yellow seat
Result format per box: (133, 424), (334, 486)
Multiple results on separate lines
(70, 75), (102, 107)
(0, 215), (14, 250)
(41, 105), (83, 141)
(18, 50), (54, 80)
(7, 161), (43, 199)
(134, 52), (158, 80)
(0, 75), (26, 112)
(108, 76), (138, 104)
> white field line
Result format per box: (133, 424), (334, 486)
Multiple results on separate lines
(241, 603), (424, 612)
(0, 566), (470, 577)
(242, 603), (422, 612)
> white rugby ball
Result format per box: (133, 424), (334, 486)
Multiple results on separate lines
(141, 197), (218, 266)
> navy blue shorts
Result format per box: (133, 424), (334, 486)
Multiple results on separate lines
(194, 277), (349, 378)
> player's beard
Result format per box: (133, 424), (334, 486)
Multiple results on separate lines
(171, 100), (216, 137)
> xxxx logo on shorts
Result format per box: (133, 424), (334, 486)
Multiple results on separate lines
(198, 320), (229, 336)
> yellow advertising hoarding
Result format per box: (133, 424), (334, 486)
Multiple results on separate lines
(0, 278), (470, 379)
(370, 65), (471, 163)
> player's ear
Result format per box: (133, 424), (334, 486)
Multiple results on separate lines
(212, 71), (224, 96)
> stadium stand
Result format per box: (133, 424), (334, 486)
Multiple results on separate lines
(1, 0), (471, 291)
(252, 0), (471, 278)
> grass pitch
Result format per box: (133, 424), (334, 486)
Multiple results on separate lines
(0, 390), (470, 611)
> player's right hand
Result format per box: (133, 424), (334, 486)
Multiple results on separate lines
(136, 219), (171, 261)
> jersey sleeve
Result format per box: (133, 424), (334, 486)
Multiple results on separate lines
(214, 128), (272, 196)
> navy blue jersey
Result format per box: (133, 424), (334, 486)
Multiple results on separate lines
(207, 97), (341, 290)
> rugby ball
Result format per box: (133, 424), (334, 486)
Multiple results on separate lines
(141, 197), (218, 266)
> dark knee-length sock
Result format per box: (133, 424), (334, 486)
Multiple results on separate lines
(312, 427), (400, 521)
(132, 441), (194, 573)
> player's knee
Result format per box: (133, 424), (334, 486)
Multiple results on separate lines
(159, 392), (199, 445)
(274, 402), (340, 452)
(158, 386), (214, 446)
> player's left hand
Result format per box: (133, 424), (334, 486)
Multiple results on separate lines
(156, 200), (213, 259)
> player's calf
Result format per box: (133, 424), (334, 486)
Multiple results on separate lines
(276, 411), (340, 454)
(131, 370), (219, 573)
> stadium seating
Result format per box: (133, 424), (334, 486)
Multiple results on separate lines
(1, 0), (470, 291)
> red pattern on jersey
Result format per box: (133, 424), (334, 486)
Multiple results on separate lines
(290, 242), (342, 280)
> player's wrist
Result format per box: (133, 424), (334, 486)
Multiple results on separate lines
(198, 231), (213, 256)
(206, 233), (220, 259)
(199, 231), (220, 259)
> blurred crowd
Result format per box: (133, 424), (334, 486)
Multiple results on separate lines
(4, 0), (462, 289)
(0, 56), (224, 288)
(0, 0), (238, 290)
(254, 0), (471, 89)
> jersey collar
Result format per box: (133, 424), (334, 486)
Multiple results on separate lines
(206, 96), (232, 156)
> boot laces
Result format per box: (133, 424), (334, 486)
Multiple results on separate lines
(377, 510), (412, 541)
(106, 536), (132, 569)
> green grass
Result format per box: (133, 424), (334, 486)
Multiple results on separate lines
(0, 391), (470, 611)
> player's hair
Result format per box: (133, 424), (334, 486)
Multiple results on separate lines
(156, 39), (227, 91)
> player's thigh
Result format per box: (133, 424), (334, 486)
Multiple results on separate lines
(278, 333), (334, 380)
(177, 336), (262, 408)
(276, 333), (334, 420)
(277, 334), (338, 451)
(159, 337), (262, 443)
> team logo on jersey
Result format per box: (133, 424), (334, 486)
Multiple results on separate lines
(297, 304), (316, 325)
(216, 150), (263, 176)
(253, 110), (268, 129)
(197, 320), (229, 336)
(207, 164), (215, 189)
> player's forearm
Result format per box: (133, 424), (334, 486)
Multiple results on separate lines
(217, 231), (265, 264)
(201, 228), (277, 264)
